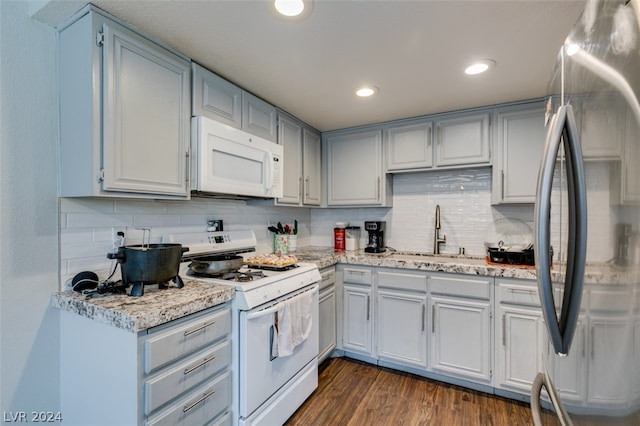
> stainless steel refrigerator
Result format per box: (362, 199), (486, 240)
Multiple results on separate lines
(532, 0), (640, 424)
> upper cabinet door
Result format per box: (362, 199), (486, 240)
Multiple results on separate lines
(302, 128), (322, 206)
(192, 63), (242, 129)
(434, 110), (491, 167)
(492, 101), (546, 204)
(386, 120), (433, 172)
(578, 93), (625, 160)
(278, 114), (304, 205)
(101, 20), (190, 196)
(325, 128), (392, 207)
(242, 92), (277, 142)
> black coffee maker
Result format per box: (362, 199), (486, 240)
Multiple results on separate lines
(364, 221), (386, 253)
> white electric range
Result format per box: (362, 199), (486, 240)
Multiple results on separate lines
(162, 230), (321, 426)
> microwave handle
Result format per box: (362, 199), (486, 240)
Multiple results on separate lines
(264, 151), (274, 190)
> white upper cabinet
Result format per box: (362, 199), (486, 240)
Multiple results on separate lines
(58, 7), (191, 199)
(434, 110), (491, 167)
(386, 110), (491, 174)
(302, 127), (322, 205)
(192, 64), (241, 128)
(324, 127), (392, 207)
(276, 113), (321, 206)
(576, 92), (625, 160)
(192, 63), (277, 142)
(386, 120), (434, 172)
(491, 101), (546, 204)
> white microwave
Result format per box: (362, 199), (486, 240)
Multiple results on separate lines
(191, 116), (283, 198)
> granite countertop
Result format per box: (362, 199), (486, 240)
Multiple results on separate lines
(293, 246), (635, 284)
(52, 247), (634, 333)
(51, 280), (234, 333)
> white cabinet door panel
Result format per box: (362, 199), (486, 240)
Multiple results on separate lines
(430, 296), (492, 383)
(101, 21), (190, 196)
(377, 289), (427, 368)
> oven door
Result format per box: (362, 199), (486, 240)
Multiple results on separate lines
(192, 116), (283, 198)
(239, 284), (319, 418)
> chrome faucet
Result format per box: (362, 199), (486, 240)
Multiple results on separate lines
(434, 204), (446, 254)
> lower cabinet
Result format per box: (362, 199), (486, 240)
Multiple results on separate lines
(376, 269), (428, 368)
(494, 278), (546, 396)
(60, 304), (232, 426)
(342, 282), (374, 356)
(429, 273), (493, 385)
(319, 266), (337, 363)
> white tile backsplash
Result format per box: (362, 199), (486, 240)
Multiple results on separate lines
(59, 162), (631, 289)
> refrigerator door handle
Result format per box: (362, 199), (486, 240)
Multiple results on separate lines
(531, 371), (574, 426)
(534, 104), (587, 356)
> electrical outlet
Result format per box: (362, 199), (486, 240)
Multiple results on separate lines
(111, 227), (126, 253)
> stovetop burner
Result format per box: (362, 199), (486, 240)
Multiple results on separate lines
(187, 269), (267, 282)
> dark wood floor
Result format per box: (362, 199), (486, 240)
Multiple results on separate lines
(286, 357), (557, 426)
(287, 357), (640, 425)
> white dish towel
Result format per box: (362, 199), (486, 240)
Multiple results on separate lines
(272, 290), (314, 357)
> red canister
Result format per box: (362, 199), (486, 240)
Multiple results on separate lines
(334, 228), (346, 251)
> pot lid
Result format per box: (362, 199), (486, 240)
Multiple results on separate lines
(484, 218), (533, 252)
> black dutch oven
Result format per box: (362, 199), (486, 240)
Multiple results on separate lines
(107, 244), (189, 296)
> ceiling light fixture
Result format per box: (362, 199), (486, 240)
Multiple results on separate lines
(355, 86), (379, 97)
(274, 0), (305, 17)
(464, 59), (496, 75)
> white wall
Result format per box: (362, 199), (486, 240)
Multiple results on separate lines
(0, 0), (60, 414)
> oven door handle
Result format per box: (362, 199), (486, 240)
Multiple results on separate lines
(245, 284), (319, 320)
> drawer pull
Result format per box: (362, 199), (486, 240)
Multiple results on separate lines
(509, 288), (535, 294)
(183, 389), (215, 413)
(184, 320), (215, 337)
(184, 356), (216, 375)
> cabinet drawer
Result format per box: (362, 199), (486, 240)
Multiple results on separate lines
(320, 267), (336, 290)
(430, 274), (491, 300)
(145, 371), (230, 426)
(377, 270), (427, 293)
(145, 307), (230, 374)
(342, 267), (372, 285)
(145, 340), (230, 415)
(497, 279), (540, 306)
(589, 288), (631, 312)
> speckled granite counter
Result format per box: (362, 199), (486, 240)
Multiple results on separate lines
(51, 280), (234, 333)
(293, 246), (635, 285)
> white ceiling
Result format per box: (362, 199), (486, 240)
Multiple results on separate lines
(33, 0), (586, 132)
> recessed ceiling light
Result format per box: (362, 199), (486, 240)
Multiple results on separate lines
(274, 0), (305, 17)
(355, 86), (379, 97)
(464, 59), (496, 75)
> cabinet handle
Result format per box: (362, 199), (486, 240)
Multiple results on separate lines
(428, 127), (432, 147)
(305, 176), (310, 199)
(184, 320), (215, 337)
(501, 170), (504, 200)
(366, 295), (370, 321)
(183, 389), (215, 413)
(377, 177), (381, 202)
(431, 305), (435, 333)
(184, 355), (216, 375)
(582, 325), (586, 359)
(422, 304), (426, 332)
(502, 314), (506, 347)
(591, 327), (595, 359)
(436, 125), (442, 145)
(509, 287), (535, 294)
(299, 177), (303, 200)
(185, 151), (190, 184)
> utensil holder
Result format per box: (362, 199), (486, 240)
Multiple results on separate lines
(273, 234), (289, 255)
